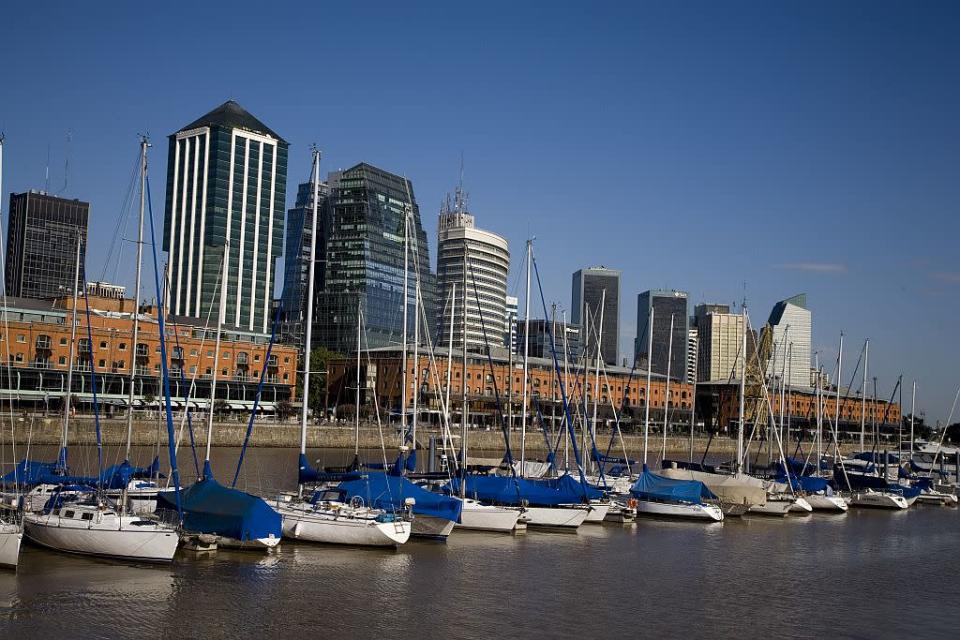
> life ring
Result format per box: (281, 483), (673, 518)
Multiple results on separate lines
(627, 498), (638, 509)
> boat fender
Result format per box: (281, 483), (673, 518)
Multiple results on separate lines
(294, 522), (303, 538)
(627, 498), (638, 509)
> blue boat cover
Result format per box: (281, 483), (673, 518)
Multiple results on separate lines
(156, 477), (281, 542)
(630, 465), (717, 504)
(1, 459), (58, 486)
(446, 474), (588, 507)
(338, 472), (462, 522)
(532, 474), (604, 500)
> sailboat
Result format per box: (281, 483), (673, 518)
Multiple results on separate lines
(273, 149), (411, 547)
(24, 201), (180, 562)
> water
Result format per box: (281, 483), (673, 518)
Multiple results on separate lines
(1, 447), (958, 639)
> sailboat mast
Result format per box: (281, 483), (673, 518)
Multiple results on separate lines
(125, 137), (148, 462)
(643, 307), (654, 465)
(204, 240), (228, 471)
(299, 149), (321, 459)
(355, 301), (361, 456)
(445, 285), (455, 463)
(520, 239), (532, 475)
(736, 305), (747, 474)
(62, 234), (82, 458)
(562, 309), (571, 471)
(815, 353), (822, 472)
(411, 268), (420, 450)
(460, 241), (468, 497)
(591, 291), (605, 475)
(860, 339), (869, 451)
(662, 314), (674, 461)
(400, 206), (409, 446)
(909, 380), (916, 462)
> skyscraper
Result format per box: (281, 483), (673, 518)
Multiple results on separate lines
(767, 294), (812, 388)
(571, 267), (620, 366)
(163, 100), (288, 333)
(278, 179), (329, 346)
(694, 303), (745, 382)
(635, 289), (689, 381)
(435, 188), (509, 353)
(316, 163), (435, 354)
(4, 191), (88, 299)
(505, 295), (518, 353)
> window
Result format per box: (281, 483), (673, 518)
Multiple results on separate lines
(190, 365), (196, 374)
(205, 368), (212, 376)
(59, 356), (66, 365)
(60, 337), (67, 346)
(81, 512), (93, 521)
(64, 510), (75, 519)
(98, 359), (106, 368)
(14, 353), (23, 363)
(118, 342), (127, 351)
(16, 334), (25, 343)
(254, 354), (260, 362)
(223, 352), (230, 360)
(100, 341), (108, 349)
(191, 349), (198, 357)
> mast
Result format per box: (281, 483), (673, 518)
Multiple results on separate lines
(354, 300), (361, 456)
(61, 234), (82, 466)
(204, 240), (228, 477)
(445, 285), (455, 464)
(591, 291), (606, 475)
(736, 305), (747, 474)
(125, 137), (148, 462)
(643, 307), (654, 465)
(411, 262), (420, 450)
(815, 353), (822, 473)
(661, 314), (674, 461)
(460, 238), (468, 498)
(562, 309), (571, 470)
(689, 341), (697, 464)
(299, 149), (321, 463)
(520, 239), (532, 475)
(860, 339), (869, 451)
(909, 380), (916, 462)
(400, 204), (409, 446)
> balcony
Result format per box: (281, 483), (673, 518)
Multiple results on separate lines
(30, 358), (51, 370)
(236, 352), (249, 366)
(135, 343), (149, 359)
(35, 335), (52, 350)
(171, 346), (184, 362)
(267, 355), (278, 368)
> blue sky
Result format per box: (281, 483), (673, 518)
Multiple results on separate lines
(1, 1), (958, 421)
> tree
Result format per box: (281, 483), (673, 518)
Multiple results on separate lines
(276, 399), (294, 422)
(214, 399), (230, 419)
(296, 346), (342, 417)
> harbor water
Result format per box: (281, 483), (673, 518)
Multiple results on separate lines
(1, 446), (958, 639)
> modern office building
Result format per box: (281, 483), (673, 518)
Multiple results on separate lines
(315, 162), (435, 354)
(162, 100), (288, 334)
(4, 191), (88, 299)
(505, 295), (518, 352)
(635, 289), (689, 381)
(435, 188), (509, 353)
(278, 179), (330, 346)
(571, 267), (620, 366)
(694, 303), (746, 382)
(515, 319), (581, 360)
(686, 327), (699, 384)
(767, 294), (812, 388)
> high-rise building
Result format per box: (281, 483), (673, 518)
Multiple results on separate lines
(278, 179), (329, 346)
(4, 191), (88, 299)
(505, 295), (518, 353)
(163, 100), (288, 334)
(435, 188), (509, 353)
(694, 303), (745, 382)
(635, 289), (689, 381)
(686, 327), (699, 384)
(571, 267), (620, 366)
(767, 294), (812, 388)
(316, 163), (435, 354)
(515, 318), (581, 360)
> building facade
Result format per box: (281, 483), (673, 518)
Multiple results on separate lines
(686, 327), (699, 384)
(694, 304), (746, 383)
(315, 163), (435, 355)
(163, 100), (288, 334)
(435, 190), (509, 353)
(571, 267), (620, 366)
(278, 179), (329, 346)
(5, 191), (88, 299)
(635, 289), (689, 381)
(0, 290), (297, 413)
(505, 295), (518, 352)
(515, 319), (581, 360)
(767, 294), (812, 388)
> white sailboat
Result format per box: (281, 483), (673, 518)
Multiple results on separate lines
(273, 149), (410, 548)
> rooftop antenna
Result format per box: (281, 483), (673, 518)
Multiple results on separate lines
(45, 143), (51, 192)
(58, 130), (72, 195)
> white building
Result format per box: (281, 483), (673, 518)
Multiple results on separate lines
(694, 304), (745, 382)
(767, 294), (812, 388)
(505, 295), (518, 353)
(435, 189), (510, 353)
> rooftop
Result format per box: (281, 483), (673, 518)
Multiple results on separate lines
(178, 100), (285, 142)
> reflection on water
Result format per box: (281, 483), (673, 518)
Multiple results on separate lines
(1, 446), (958, 639)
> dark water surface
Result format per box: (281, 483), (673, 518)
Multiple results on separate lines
(1, 446), (958, 639)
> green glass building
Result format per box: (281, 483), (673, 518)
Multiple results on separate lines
(163, 100), (288, 334)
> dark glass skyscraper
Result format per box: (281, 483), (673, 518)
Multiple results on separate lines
(278, 179), (329, 346)
(316, 163), (435, 355)
(4, 191), (88, 299)
(162, 100), (288, 334)
(571, 267), (620, 366)
(635, 289), (689, 381)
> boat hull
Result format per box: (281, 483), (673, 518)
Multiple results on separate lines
(604, 503), (637, 524)
(789, 497), (813, 514)
(277, 505), (410, 547)
(411, 515), (456, 539)
(635, 499), (724, 522)
(806, 493), (849, 512)
(214, 535), (281, 550)
(23, 512), (179, 562)
(0, 523), (22, 569)
(850, 490), (909, 510)
(516, 505), (588, 530)
(917, 490), (959, 506)
(748, 498), (794, 517)
(583, 502), (610, 524)
(456, 501), (521, 533)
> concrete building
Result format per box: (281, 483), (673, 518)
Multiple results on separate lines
(515, 319), (581, 360)
(5, 191), (88, 299)
(163, 100), (288, 334)
(635, 289), (689, 381)
(505, 295), (518, 353)
(767, 294), (812, 388)
(694, 304), (746, 382)
(435, 188), (509, 353)
(686, 327), (699, 384)
(571, 267), (620, 366)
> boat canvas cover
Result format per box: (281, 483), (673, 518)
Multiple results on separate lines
(1, 459), (58, 486)
(156, 477), (281, 541)
(658, 468), (767, 506)
(630, 467), (717, 504)
(447, 474), (587, 507)
(338, 473), (462, 522)
(533, 474), (604, 500)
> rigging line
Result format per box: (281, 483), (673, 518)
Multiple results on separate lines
(99, 148), (141, 283)
(0, 145), (19, 491)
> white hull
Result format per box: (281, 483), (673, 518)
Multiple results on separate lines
(635, 499), (724, 522)
(215, 534), (281, 550)
(456, 500), (521, 533)
(789, 497), (813, 513)
(277, 503), (410, 547)
(917, 490), (959, 506)
(24, 508), (179, 562)
(805, 493), (849, 512)
(411, 515), (456, 539)
(516, 505), (589, 530)
(850, 490), (909, 510)
(604, 504), (637, 523)
(749, 498), (794, 517)
(0, 523), (22, 568)
(583, 502), (610, 524)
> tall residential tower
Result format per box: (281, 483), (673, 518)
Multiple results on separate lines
(635, 289), (689, 381)
(571, 267), (620, 366)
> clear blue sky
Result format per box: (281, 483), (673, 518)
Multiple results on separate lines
(2, 1), (958, 422)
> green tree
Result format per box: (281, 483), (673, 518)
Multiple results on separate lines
(296, 346), (341, 418)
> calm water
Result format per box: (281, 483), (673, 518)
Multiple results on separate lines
(1, 446), (959, 639)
